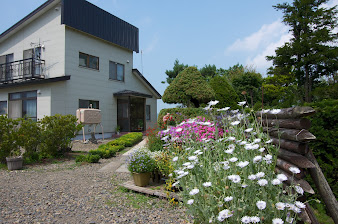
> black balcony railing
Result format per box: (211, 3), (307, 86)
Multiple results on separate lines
(0, 58), (45, 84)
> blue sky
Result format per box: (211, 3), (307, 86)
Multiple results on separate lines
(1, 0), (337, 111)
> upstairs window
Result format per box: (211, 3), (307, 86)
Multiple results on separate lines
(109, 61), (124, 81)
(79, 52), (99, 70)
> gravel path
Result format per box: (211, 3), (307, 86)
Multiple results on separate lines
(0, 140), (189, 224)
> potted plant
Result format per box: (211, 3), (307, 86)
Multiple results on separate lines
(6, 147), (23, 171)
(126, 148), (155, 187)
(115, 125), (121, 135)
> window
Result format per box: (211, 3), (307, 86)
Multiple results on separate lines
(79, 99), (99, 109)
(0, 53), (14, 81)
(79, 52), (99, 70)
(8, 91), (37, 120)
(146, 105), (151, 120)
(109, 61), (124, 81)
(0, 101), (7, 115)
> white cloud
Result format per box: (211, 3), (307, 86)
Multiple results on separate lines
(320, 0), (338, 9)
(225, 20), (288, 53)
(246, 32), (292, 72)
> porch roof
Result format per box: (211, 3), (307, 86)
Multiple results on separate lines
(113, 90), (153, 98)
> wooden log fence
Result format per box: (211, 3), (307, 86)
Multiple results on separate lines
(257, 106), (338, 224)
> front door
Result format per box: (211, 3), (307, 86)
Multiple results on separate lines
(117, 97), (145, 132)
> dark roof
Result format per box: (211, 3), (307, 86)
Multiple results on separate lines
(113, 90), (153, 98)
(132, 69), (162, 99)
(62, 0), (139, 52)
(0, 75), (71, 89)
(0, 0), (139, 53)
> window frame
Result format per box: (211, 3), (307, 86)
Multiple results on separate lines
(79, 99), (100, 109)
(0, 101), (7, 115)
(8, 90), (37, 120)
(146, 105), (151, 121)
(79, 52), (99, 70)
(109, 61), (124, 81)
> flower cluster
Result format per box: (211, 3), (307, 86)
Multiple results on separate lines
(159, 117), (224, 142)
(165, 101), (303, 223)
(125, 148), (156, 173)
(163, 113), (176, 126)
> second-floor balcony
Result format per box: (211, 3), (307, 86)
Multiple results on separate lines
(0, 58), (45, 84)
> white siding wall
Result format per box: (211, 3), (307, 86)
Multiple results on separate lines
(64, 28), (157, 134)
(0, 6), (65, 79)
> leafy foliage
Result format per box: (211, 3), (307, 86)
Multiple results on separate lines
(39, 114), (82, 157)
(305, 100), (338, 201)
(209, 76), (240, 109)
(146, 127), (164, 152)
(0, 115), (19, 162)
(267, 0), (338, 102)
(162, 66), (215, 108)
(165, 59), (188, 84)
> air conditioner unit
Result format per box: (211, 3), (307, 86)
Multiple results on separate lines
(76, 108), (101, 124)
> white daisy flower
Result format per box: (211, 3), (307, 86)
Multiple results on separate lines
(237, 161), (249, 168)
(244, 128), (253, 133)
(239, 140), (247, 145)
(172, 156), (178, 162)
(188, 156), (198, 161)
(224, 196), (233, 202)
(289, 166), (301, 174)
(241, 216), (251, 223)
(187, 164), (195, 169)
(229, 157), (238, 162)
(187, 199), (194, 205)
(253, 138), (261, 143)
(272, 218), (284, 224)
(231, 121), (240, 126)
(253, 155), (262, 163)
(227, 136), (236, 141)
(256, 172), (265, 178)
(217, 107), (230, 111)
(183, 162), (191, 166)
(275, 202), (285, 210)
(203, 182), (212, 187)
(271, 109), (282, 114)
(217, 209), (233, 222)
(175, 128), (183, 132)
(228, 175), (241, 183)
(250, 216), (260, 223)
(208, 100), (219, 106)
(272, 179), (282, 185)
(256, 200), (266, 210)
(257, 179), (268, 186)
(172, 181), (180, 187)
(295, 185), (304, 195)
(277, 174), (288, 182)
(295, 201), (306, 209)
(238, 101), (246, 106)
(259, 147), (265, 152)
(265, 139), (273, 144)
(248, 174), (257, 180)
(189, 189), (200, 195)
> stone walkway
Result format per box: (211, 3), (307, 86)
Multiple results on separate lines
(0, 139), (189, 224)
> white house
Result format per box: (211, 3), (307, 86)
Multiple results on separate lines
(0, 0), (161, 137)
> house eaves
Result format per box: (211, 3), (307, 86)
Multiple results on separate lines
(132, 69), (162, 99)
(0, 0), (60, 44)
(0, 0), (139, 53)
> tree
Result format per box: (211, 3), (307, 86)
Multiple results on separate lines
(162, 67), (215, 108)
(199, 64), (217, 82)
(165, 59), (188, 84)
(267, 0), (338, 103)
(209, 76), (240, 109)
(232, 71), (263, 107)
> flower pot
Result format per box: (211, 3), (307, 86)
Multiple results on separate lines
(6, 156), (23, 170)
(132, 172), (151, 187)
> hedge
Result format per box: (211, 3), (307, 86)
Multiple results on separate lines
(76, 132), (143, 163)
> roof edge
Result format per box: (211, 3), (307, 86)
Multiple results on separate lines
(0, 0), (58, 41)
(132, 69), (162, 99)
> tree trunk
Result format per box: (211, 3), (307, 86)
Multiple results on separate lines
(305, 65), (310, 103)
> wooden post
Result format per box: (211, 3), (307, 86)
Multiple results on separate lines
(306, 149), (338, 223)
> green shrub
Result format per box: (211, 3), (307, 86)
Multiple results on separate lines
(146, 127), (164, 152)
(108, 132), (143, 147)
(305, 99), (338, 202)
(75, 154), (100, 163)
(39, 114), (82, 157)
(0, 115), (19, 162)
(17, 118), (41, 160)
